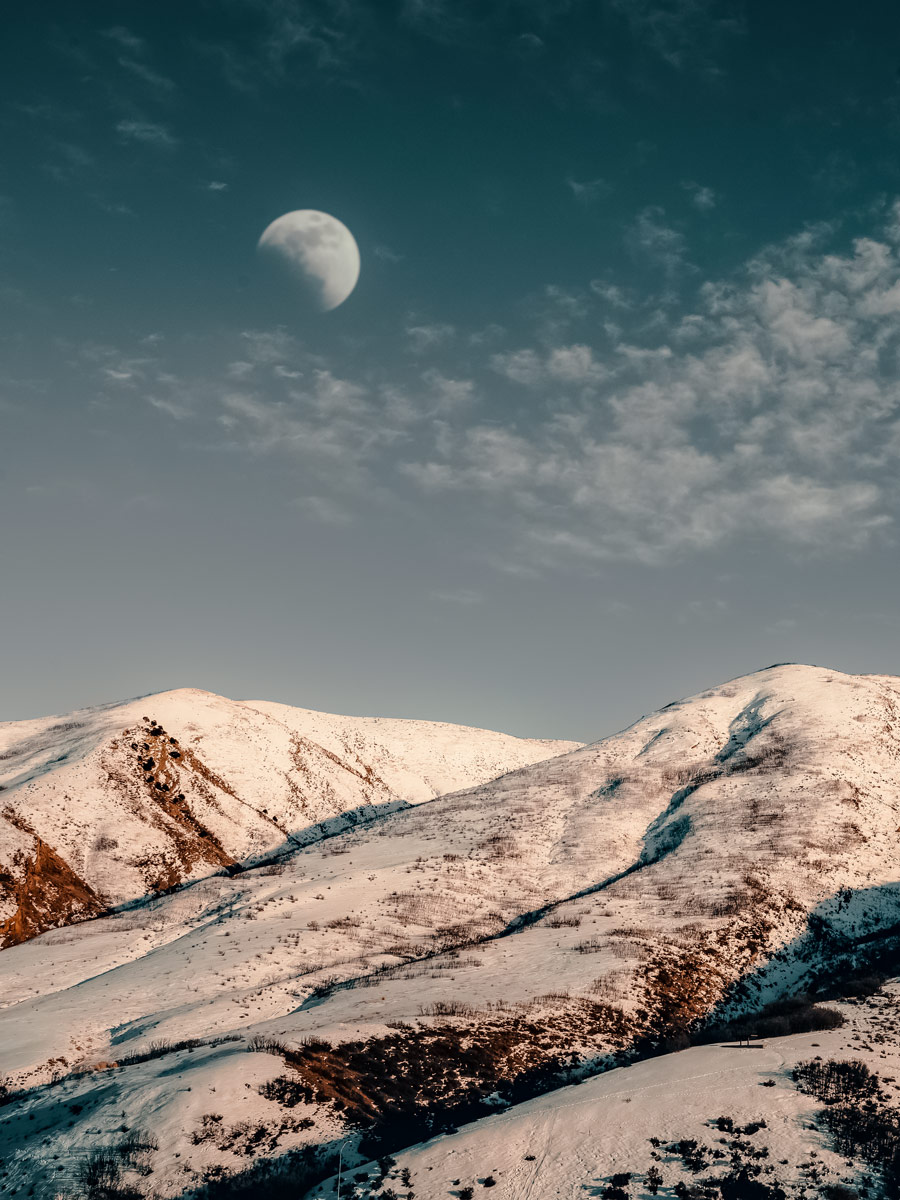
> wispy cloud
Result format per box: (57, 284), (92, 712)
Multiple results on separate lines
(405, 321), (455, 354)
(260, 0), (362, 72)
(102, 26), (146, 54)
(608, 0), (745, 72)
(626, 206), (692, 275)
(296, 494), (353, 524)
(126, 200), (900, 571)
(405, 203), (900, 565)
(682, 180), (717, 211)
(401, 0), (470, 41)
(42, 141), (94, 183)
(566, 175), (611, 205)
(118, 57), (177, 93)
(202, 0), (371, 90)
(492, 344), (607, 388)
(115, 119), (178, 149)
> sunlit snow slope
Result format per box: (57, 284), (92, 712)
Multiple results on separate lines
(0, 688), (579, 946)
(333, 985), (900, 1200)
(3, 663), (900, 1199)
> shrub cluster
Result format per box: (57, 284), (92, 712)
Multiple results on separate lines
(793, 1058), (900, 1196)
(703, 995), (844, 1043)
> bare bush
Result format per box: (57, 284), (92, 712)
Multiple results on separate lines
(575, 937), (605, 954)
(418, 1000), (478, 1017)
(247, 1035), (290, 1055)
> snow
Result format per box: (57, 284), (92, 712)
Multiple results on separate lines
(0, 687), (579, 935)
(336, 994), (900, 1200)
(3, 663), (900, 1197)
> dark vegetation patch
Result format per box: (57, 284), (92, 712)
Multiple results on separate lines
(182, 1146), (399, 1200)
(189, 1111), (314, 1157)
(793, 1058), (900, 1195)
(605, 1109), (857, 1200)
(635, 876), (811, 1051)
(258, 1005), (630, 1157)
(701, 995), (845, 1044)
(0, 812), (106, 948)
(809, 954), (900, 1004)
(636, 943), (729, 1049)
(67, 1130), (159, 1200)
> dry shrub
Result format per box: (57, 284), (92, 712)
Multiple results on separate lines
(574, 937), (605, 954)
(418, 1000), (479, 1017)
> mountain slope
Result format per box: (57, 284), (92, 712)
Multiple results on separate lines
(334, 985), (900, 1200)
(0, 688), (579, 946)
(3, 663), (900, 1198)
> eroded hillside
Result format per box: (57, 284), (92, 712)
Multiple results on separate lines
(0, 689), (578, 945)
(2, 664), (900, 1198)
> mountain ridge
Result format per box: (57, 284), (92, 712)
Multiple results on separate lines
(0, 688), (580, 947)
(3, 662), (900, 1198)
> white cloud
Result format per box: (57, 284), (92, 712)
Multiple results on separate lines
(566, 176), (611, 205)
(226, 361), (255, 379)
(682, 180), (717, 211)
(239, 328), (302, 365)
(608, 0), (745, 71)
(118, 57), (177, 92)
(115, 119), (177, 149)
(406, 208), (900, 565)
(627, 206), (691, 275)
(147, 393), (193, 420)
(103, 26), (145, 54)
(133, 201), (900, 570)
(547, 344), (607, 383)
(405, 321), (455, 354)
(490, 348), (543, 387)
(492, 344), (607, 388)
(422, 370), (475, 411)
(590, 281), (633, 308)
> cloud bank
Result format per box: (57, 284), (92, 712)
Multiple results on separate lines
(102, 202), (900, 569)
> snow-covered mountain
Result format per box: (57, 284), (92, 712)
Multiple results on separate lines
(0, 688), (579, 947)
(3, 663), (900, 1200)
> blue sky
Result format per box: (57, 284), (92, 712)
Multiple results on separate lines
(3, 1), (900, 740)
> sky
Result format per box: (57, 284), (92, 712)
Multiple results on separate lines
(3, 1), (900, 742)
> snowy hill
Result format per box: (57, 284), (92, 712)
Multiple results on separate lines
(0, 688), (579, 946)
(332, 984), (900, 1200)
(2, 663), (900, 1199)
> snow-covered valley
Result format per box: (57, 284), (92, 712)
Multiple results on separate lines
(2, 663), (900, 1199)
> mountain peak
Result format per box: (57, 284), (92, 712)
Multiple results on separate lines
(3, 664), (900, 1197)
(0, 689), (579, 947)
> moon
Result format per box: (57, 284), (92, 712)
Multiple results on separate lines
(257, 210), (360, 311)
